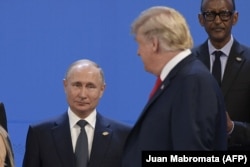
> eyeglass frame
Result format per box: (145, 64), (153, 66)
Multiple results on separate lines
(201, 10), (235, 21)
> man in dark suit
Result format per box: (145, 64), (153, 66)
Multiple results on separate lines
(22, 59), (131, 167)
(122, 6), (227, 167)
(0, 102), (8, 131)
(192, 0), (250, 150)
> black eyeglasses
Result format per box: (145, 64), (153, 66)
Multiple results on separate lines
(202, 10), (234, 21)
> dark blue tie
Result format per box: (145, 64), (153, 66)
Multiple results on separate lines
(212, 51), (223, 86)
(75, 120), (88, 167)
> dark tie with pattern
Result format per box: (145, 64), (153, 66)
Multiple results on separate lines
(149, 77), (162, 99)
(212, 51), (223, 86)
(75, 120), (88, 167)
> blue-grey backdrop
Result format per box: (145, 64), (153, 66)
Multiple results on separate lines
(1, 0), (249, 166)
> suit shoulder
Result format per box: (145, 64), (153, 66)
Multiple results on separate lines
(233, 43), (250, 62)
(108, 118), (131, 130)
(100, 115), (131, 130)
(191, 46), (203, 58)
(29, 113), (67, 130)
(191, 45), (201, 52)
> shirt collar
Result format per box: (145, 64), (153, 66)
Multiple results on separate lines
(208, 35), (234, 57)
(160, 49), (191, 81)
(68, 107), (96, 129)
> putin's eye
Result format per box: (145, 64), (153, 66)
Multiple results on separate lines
(86, 83), (96, 89)
(72, 82), (82, 88)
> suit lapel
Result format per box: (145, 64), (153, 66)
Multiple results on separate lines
(195, 40), (246, 97)
(88, 113), (112, 167)
(52, 113), (76, 167)
(195, 41), (211, 70)
(221, 40), (246, 96)
(133, 77), (169, 127)
(134, 55), (195, 128)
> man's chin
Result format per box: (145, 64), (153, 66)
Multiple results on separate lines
(210, 35), (227, 43)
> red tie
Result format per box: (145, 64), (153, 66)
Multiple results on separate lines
(149, 77), (162, 99)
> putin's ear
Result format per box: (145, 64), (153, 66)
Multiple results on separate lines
(99, 84), (106, 98)
(63, 79), (66, 86)
(63, 79), (67, 92)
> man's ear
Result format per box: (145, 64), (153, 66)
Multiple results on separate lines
(99, 84), (106, 98)
(198, 13), (205, 27)
(232, 11), (239, 26)
(152, 36), (160, 52)
(63, 79), (67, 93)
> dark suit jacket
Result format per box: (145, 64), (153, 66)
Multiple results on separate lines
(22, 112), (131, 167)
(192, 39), (250, 150)
(122, 54), (227, 167)
(0, 102), (7, 131)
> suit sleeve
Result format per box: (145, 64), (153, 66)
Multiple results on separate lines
(22, 126), (40, 167)
(228, 122), (250, 148)
(171, 75), (227, 150)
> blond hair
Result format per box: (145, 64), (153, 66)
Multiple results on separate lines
(0, 126), (14, 167)
(131, 6), (193, 52)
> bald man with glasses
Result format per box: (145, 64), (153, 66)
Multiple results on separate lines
(192, 0), (250, 150)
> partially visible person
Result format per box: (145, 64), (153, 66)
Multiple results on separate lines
(122, 6), (227, 167)
(0, 125), (15, 167)
(0, 102), (8, 131)
(192, 0), (250, 150)
(0, 102), (14, 166)
(23, 59), (131, 167)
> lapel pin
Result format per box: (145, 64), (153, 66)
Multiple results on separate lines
(236, 57), (242, 62)
(102, 131), (109, 136)
(160, 85), (165, 90)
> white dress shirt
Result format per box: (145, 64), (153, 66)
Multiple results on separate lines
(208, 35), (234, 80)
(160, 49), (191, 81)
(68, 108), (96, 156)
(208, 35), (235, 134)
